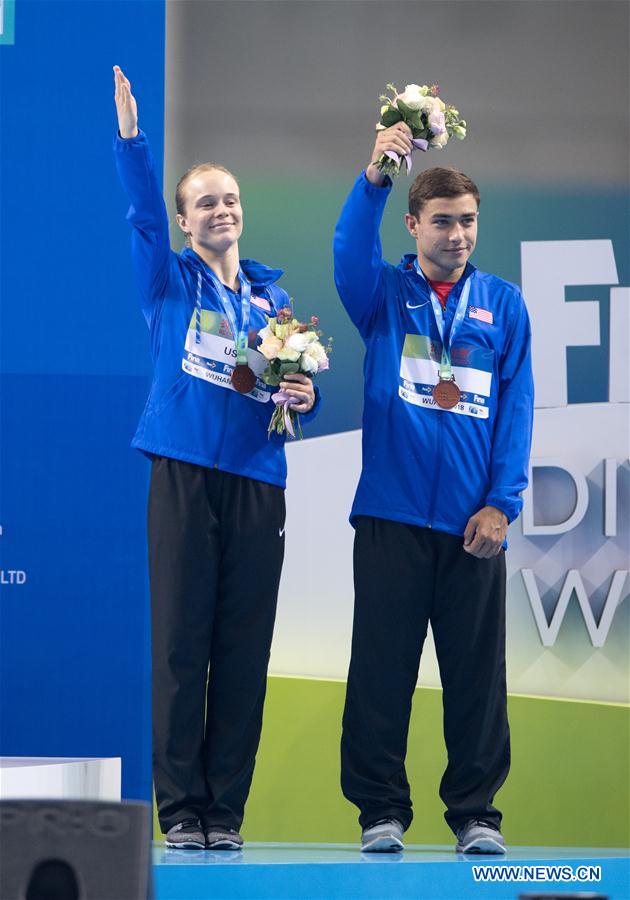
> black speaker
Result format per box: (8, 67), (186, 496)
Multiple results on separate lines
(0, 800), (152, 900)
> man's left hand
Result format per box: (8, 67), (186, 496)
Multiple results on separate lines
(280, 373), (315, 413)
(463, 506), (508, 559)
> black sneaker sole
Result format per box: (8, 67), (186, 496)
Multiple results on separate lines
(206, 839), (243, 850)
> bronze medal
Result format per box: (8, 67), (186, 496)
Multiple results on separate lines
(231, 365), (257, 394)
(432, 378), (461, 410)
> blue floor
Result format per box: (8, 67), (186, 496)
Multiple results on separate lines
(153, 842), (630, 900)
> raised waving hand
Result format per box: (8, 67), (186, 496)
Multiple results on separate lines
(113, 65), (139, 139)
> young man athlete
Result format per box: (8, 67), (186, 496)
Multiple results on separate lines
(334, 120), (534, 854)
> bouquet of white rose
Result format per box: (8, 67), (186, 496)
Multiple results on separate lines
(376, 82), (466, 178)
(258, 306), (332, 439)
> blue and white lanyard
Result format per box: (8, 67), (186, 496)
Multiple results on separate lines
(414, 259), (471, 380)
(195, 265), (252, 365)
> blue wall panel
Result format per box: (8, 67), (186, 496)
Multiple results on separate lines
(0, 0), (165, 803)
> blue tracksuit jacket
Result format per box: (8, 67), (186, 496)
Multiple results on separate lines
(114, 130), (320, 488)
(334, 172), (534, 536)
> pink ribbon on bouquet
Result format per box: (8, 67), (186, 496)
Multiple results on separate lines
(272, 391), (299, 437)
(384, 137), (428, 174)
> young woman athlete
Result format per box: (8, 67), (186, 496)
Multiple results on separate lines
(113, 66), (319, 850)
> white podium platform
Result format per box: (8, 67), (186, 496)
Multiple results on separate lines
(0, 757), (121, 801)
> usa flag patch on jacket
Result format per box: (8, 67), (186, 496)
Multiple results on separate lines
(251, 295), (271, 312)
(469, 306), (493, 324)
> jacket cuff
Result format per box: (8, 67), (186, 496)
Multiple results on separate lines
(113, 128), (149, 150)
(298, 384), (322, 424)
(358, 170), (393, 196)
(485, 493), (520, 525)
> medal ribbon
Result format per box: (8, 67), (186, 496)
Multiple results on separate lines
(195, 264), (252, 366)
(413, 260), (472, 380)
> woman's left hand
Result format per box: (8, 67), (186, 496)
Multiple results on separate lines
(280, 373), (315, 413)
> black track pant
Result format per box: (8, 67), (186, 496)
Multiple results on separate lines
(148, 457), (285, 833)
(341, 516), (509, 835)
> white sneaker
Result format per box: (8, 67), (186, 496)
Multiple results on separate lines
(361, 817), (404, 853)
(456, 820), (506, 854)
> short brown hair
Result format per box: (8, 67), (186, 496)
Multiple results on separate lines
(175, 163), (239, 216)
(408, 167), (480, 218)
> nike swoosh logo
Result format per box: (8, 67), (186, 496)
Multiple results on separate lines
(279, 527), (285, 537)
(406, 300), (429, 309)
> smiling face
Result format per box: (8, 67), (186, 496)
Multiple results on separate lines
(405, 194), (478, 283)
(176, 168), (243, 255)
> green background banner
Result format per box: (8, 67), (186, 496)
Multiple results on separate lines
(155, 676), (629, 847)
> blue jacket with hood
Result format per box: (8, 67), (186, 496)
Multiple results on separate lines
(333, 172), (534, 537)
(114, 130), (320, 488)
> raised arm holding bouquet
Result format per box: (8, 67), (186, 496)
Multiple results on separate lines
(334, 78), (533, 857)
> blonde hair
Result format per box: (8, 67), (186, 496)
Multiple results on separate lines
(175, 163), (239, 216)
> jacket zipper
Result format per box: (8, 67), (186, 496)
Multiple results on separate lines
(212, 280), (269, 468)
(426, 280), (461, 527)
(212, 280), (273, 468)
(211, 280), (240, 468)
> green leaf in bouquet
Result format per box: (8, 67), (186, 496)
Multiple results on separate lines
(395, 99), (415, 120)
(381, 107), (403, 127)
(263, 359), (282, 384)
(410, 120), (427, 139)
(279, 362), (300, 376)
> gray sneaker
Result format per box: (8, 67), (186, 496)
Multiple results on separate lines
(361, 817), (404, 853)
(456, 820), (506, 854)
(205, 825), (244, 850)
(165, 818), (205, 850)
